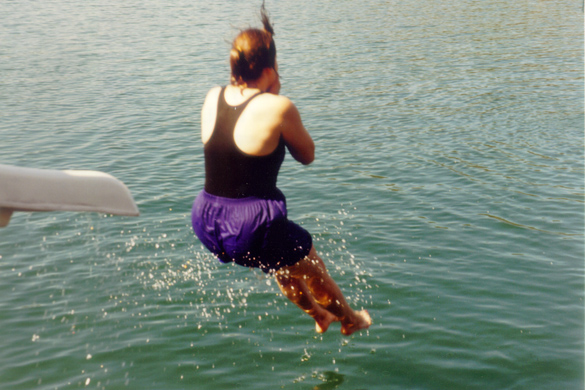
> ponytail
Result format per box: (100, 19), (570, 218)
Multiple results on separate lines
(260, 1), (274, 37)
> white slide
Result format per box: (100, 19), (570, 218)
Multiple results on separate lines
(0, 164), (139, 227)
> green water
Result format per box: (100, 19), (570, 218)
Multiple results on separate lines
(1, 0), (583, 389)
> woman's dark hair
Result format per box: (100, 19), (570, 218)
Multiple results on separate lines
(230, 4), (276, 86)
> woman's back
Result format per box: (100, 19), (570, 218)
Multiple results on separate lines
(201, 85), (315, 165)
(202, 86), (285, 198)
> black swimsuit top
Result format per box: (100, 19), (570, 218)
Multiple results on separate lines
(204, 87), (285, 198)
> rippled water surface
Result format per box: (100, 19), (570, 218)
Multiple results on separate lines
(1, 0), (583, 389)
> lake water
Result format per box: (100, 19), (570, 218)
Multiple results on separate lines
(1, 0), (583, 389)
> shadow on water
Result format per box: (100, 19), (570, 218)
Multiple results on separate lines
(312, 370), (345, 390)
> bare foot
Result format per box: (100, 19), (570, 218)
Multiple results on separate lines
(340, 310), (372, 336)
(315, 310), (338, 333)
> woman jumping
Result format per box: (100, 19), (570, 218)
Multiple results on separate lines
(191, 6), (371, 336)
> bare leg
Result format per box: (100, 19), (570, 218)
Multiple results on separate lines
(275, 268), (337, 333)
(275, 245), (371, 336)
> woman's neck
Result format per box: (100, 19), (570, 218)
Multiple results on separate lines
(232, 67), (275, 93)
(229, 84), (262, 96)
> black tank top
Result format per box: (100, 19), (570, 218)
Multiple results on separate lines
(204, 87), (285, 198)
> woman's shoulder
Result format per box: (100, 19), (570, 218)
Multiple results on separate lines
(252, 92), (296, 115)
(200, 86), (224, 144)
(204, 86), (223, 102)
(202, 86), (223, 111)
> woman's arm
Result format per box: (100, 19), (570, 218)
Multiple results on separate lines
(279, 98), (315, 165)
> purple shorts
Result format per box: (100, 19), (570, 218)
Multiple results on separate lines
(191, 190), (312, 273)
